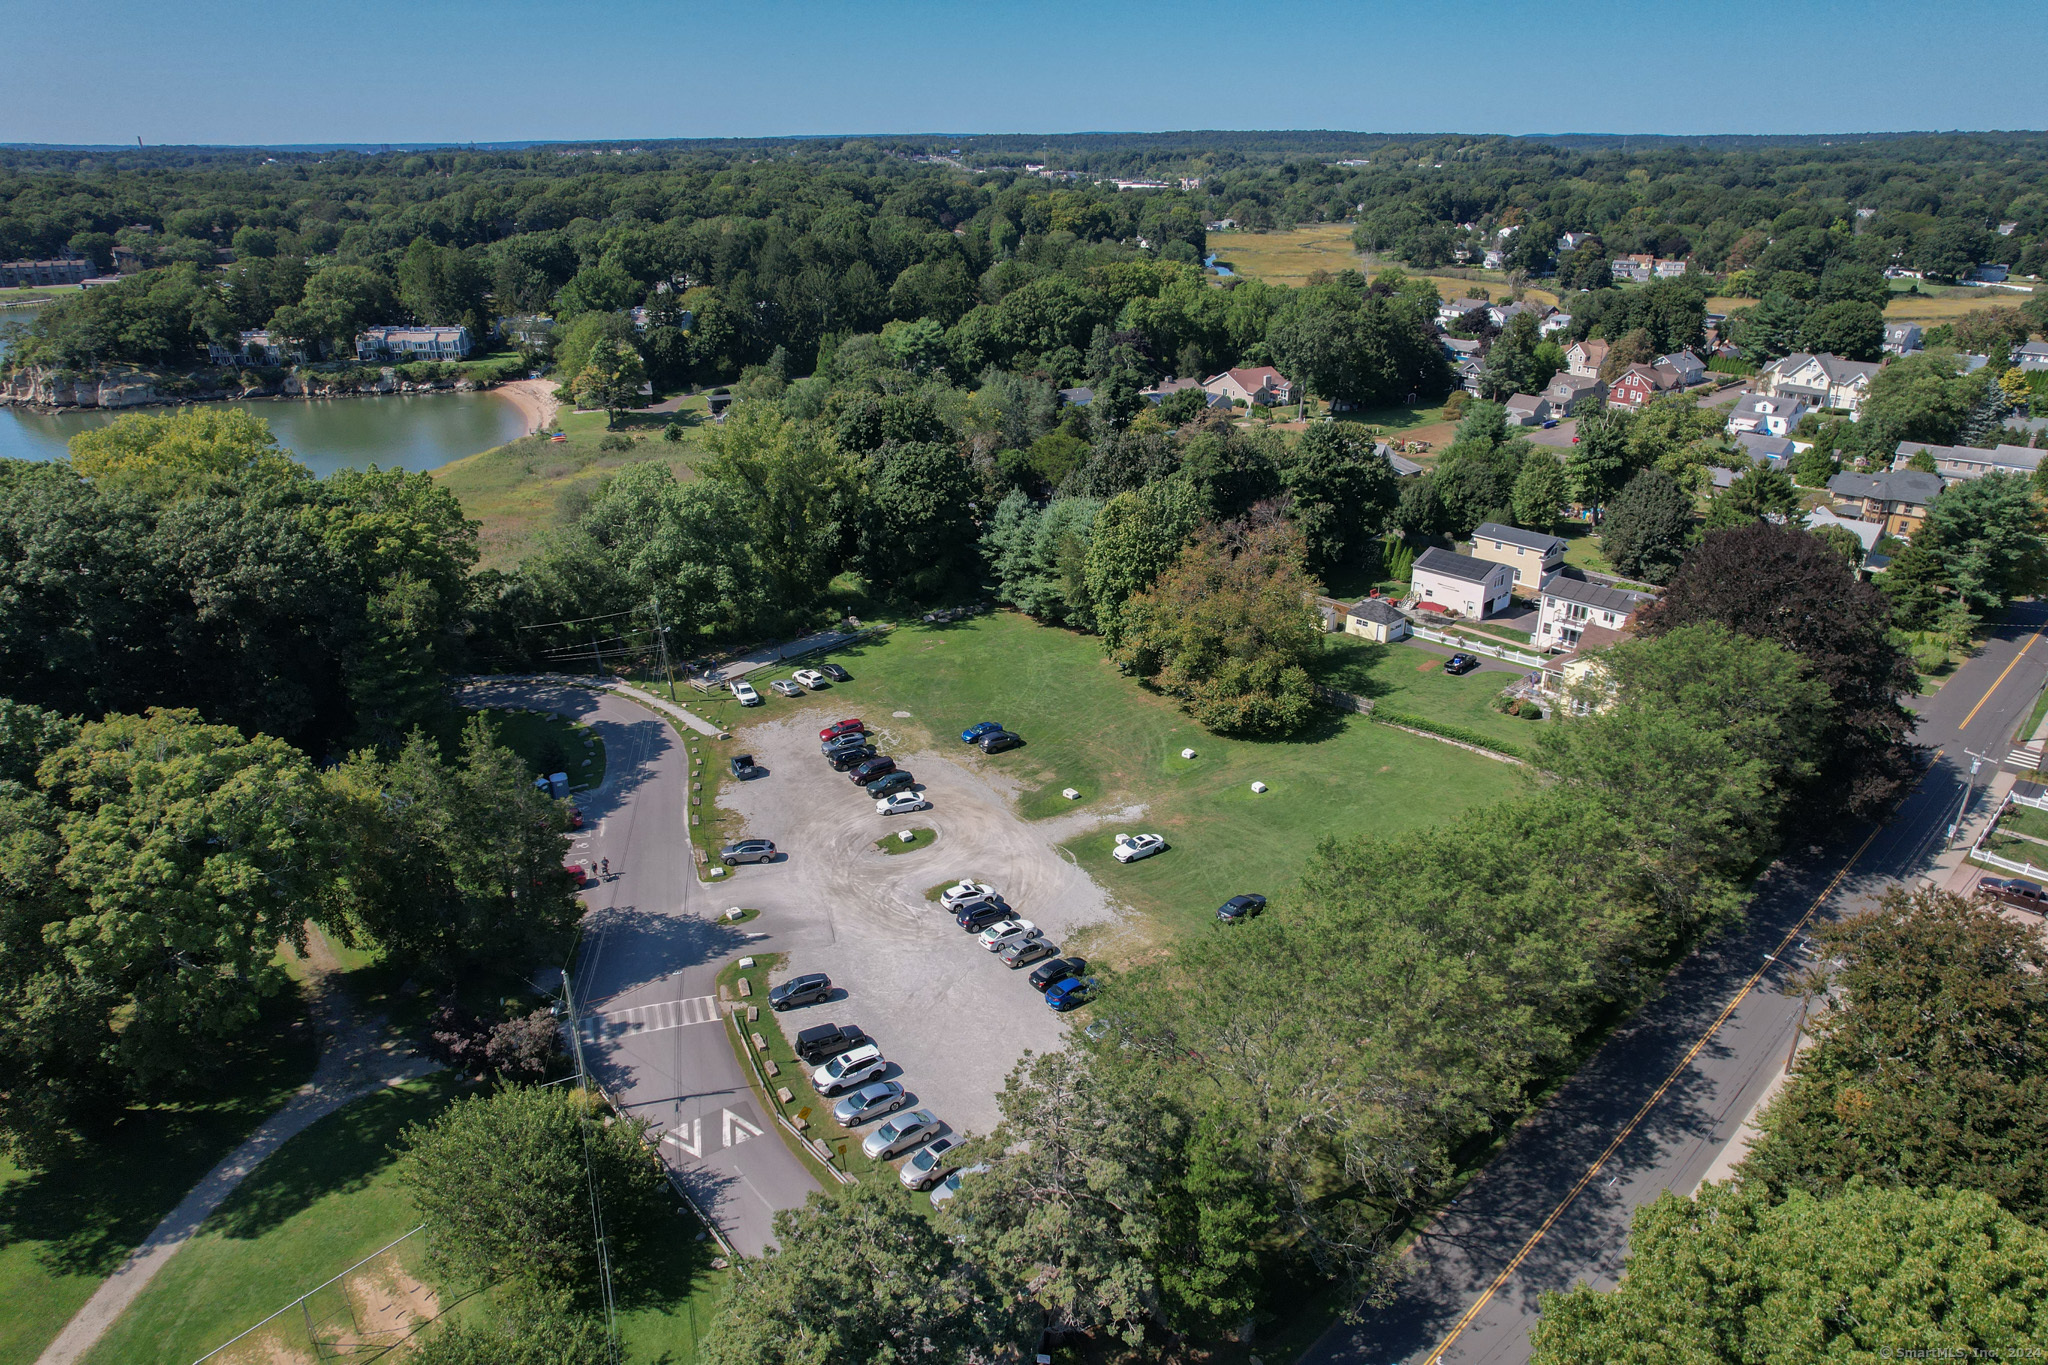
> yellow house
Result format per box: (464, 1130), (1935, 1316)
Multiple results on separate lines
(1344, 598), (1411, 643)
(1467, 522), (1567, 593)
(1540, 623), (1626, 714)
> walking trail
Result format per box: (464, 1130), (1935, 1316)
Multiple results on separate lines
(35, 933), (435, 1365)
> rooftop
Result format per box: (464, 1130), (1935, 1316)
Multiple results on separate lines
(1828, 469), (1944, 504)
(1472, 521), (1567, 555)
(1539, 571), (1654, 615)
(1414, 546), (1504, 585)
(1346, 598), (1407, 626)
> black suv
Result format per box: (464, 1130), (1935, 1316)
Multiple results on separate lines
(850, 756), (898, 785)
(794, 1021), (868, 1064)
(819, 663), (851, 681)
(768, 973), (831, 1011)
(828, 744), (878, 771)
(979, 730), (1023, 754)
(1029, 956), (1087, 992)
(957, 903), (1009, 932)
(867, 770), (916, 797)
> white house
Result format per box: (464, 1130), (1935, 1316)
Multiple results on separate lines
(1410, 547), (1514, 619)
(355, 324), (473, 362)
(1726, 391), (1810, 438)
(1539, 311), (1572, 337)
(1437, 297), (1491, 329)
(1201, 366), (1294, 407)
(207, 330), (304, 367)
(1534, 572), (1653, 651)
(1756, 352), (1880, 416)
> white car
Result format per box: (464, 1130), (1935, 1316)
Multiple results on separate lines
(792, 668), (828, 689)
(812, 1044), (887, 1095)
(1112, 832), (1167, 864)
(729, 679), (762, 706)
(863, 1109), (941, 1160)
(876, 791), (931, 816)
(978, 919), (1038, 951)
(939, 880), (996, 910)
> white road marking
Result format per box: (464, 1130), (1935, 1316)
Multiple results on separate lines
(579, 994), (721, 1041)
(723, 1108), (764, 1146)
(663, 1119), (704, 1158)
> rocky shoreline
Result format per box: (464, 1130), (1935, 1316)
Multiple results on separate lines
(0, 364), (501, 414)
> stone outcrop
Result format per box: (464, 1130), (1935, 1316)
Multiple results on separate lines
(0, 364), (485, 411)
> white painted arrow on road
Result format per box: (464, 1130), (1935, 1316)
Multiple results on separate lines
(722, 1108), (763, 1147)
(662, 1119), (703, 1158)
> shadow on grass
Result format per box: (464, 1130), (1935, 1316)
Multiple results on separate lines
(0, 990), (319, 1279)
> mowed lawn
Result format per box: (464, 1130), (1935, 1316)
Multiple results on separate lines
(82, 1075), (727, 1365)
(1315, 636), (1548, 753)
(702, 612), (1513, 935)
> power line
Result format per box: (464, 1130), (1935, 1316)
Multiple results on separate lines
(517, 608), (642, 633)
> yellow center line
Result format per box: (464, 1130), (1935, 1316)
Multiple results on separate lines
(1422, 824), (1883, 1364)
(1959, 626), (2043, 732)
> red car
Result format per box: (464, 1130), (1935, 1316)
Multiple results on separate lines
(819, 718), (866, 741)
(563, 862), (594, 889)
(567, 806), (584, 830)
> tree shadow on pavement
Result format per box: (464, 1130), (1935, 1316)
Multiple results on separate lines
(575, 905), (754, 1007)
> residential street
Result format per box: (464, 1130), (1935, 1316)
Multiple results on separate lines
(1302, 599), (2048, 1365)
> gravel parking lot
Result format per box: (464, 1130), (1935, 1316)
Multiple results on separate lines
(715, 712), (1126, 1139)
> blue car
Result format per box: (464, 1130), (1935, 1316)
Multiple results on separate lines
(961, 721), (1005, 743)
(1046, 976), (1097, 1011)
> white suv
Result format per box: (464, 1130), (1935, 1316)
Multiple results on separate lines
(729, 679), (762, 706)
(812, 1044), (887, 1095)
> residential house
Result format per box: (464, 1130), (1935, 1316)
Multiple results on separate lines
(1540, 311), (1572, 338)
(1557, 231), (1594, 252)
(355, 324), (473, 362)
(1540, 623), (1627, 714)
(1201, 366), (1294, 407)
(1410, 547), (1514, 619)
(1973, 264), (2011, 284)
(1566, 338), (1609, 378)
(1893, 440), (2045, 482)
(1883, 322), (1924, 356)
(1611, 255), (1654, 284)
(1534, 572), (1653, 651)
(1606, 363), (1664, 410)
(1653, 258), (1688, 278)
(1655, 349), (1706, 387)
(1546, 371), (1606, 413)
(1503, 393), (1552, 427)
(1756, 352), (1880, 416)
(1140, 376), (1226, 407)
(1482, 249), (1507, 271)
(1440, 336), (1483, 364)
(1734, 431), (1798, 469)
(1826, 469), (1942, 537)
(0, 255), (95, 287)
(1375, 443), (1424, 477)
(1488, 300), (1551, 331)
(1727, 391), (1809, 437)
(1436, 297), (1491, 329)
(1803, 505), (1882, 566)
(1344, 598), (1412, 643)
(206, 330), (304, 367)
(1057, 386), (1094, 407)
(2015, 341), (2048, 372)
(1468, 521), (1566, 591)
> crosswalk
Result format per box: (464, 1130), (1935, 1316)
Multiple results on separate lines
(578, 994), (722, 1043)
(2008, 742), (2043, 771)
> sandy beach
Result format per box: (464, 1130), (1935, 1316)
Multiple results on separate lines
(497, 377), (560, 435)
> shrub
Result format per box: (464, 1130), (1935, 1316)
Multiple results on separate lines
(1373, 709), (1525, 757)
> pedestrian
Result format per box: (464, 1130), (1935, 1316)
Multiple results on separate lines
(601, 857), (611, 880)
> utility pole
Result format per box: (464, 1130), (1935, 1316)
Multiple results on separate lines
(649, 592), (680, 701)
(1948, 748), (1992, 845)
(590, 633), (603, 678)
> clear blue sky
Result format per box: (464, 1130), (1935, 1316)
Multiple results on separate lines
(8, 0), (2045, 146)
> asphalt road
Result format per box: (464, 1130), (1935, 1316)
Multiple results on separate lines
(1301, 600), (2048, 1365)
(461, 679), (821, 1257)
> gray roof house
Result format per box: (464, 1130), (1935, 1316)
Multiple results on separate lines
(1058, 386), (1094, 407)
(1830, 469), (1944, 505)
(1883, 322), (1923, 356)
(1735, 431), (1798, 468)
(2016, 341), (2048, 372)
(1503, 393), (1551, 426)
(1727, 391), (1809, 437)
(1894, 441), (2044, 481)
(1375, 442), (1425, 478)
(1545, 372), (1605, 409)
(1468, 521), (1568, 591)
(1411, 546), (1515, 619)
(1654, 349), (1707, 387)
(1534, 571), (1655, 650)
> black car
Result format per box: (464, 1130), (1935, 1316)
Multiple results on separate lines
(768, 972), (831, 1011)
(819, 663), (851, 681)
(867, 770), (916, 797)
(828, 744), (878, 771)
(850, 756), (898, 785)
(1028, 956), (1088, 992)
(1217, 894), (1267, 923)
(730, 753), (756, 779)
(794, 1021), (868, 1064)
(957, 903), (1010, 931)
(1443, 653), (1481, 676)
(978, 730), (1024, 754)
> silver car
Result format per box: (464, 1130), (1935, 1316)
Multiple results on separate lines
(862, 1109), (940, 1160)
(770, 679), (804, 698)
(831, 1080), (907, 1125)
(902, 1135), (967, 1191)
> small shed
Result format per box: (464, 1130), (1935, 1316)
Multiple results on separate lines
(1345, 598), (1411, 643)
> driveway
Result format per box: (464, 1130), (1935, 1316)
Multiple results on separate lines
(714, 713), (1121, 1139)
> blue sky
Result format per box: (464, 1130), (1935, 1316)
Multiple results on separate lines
(7, 0), (2046, 146)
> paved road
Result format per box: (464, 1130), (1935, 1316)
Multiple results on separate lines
(1301, 600), (2048, 1365)
(462, 680), (821, 1256)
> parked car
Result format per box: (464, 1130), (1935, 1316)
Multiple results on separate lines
(820, 718), (866, 741)
(563, 861), (594, 889)
(720, 838), (776, 866)
(812, 1043), (887, 1095)
(1028, 956), (1087, 992)
(957, 903), (1010, 932)
(939, 880), (996, 910)
(905, 1138), (968, 1193)
(849, 756), (898, 785)
(867, 770), (916, 798)
(1046, 976), (1098, 1011)
(794, 1021), (867, 1064)
(1001, 936), (1059, 969)
(792, 668), (828, 689)
(566, 806), (584, 829)
(961, 721), (1006, 743)
(1978, 876), (2048, 912)
(822, 731), (869, 757)
(729, 753), (756, 779)
(863, 1109), (940, 1160)
(828, 745), (878, 771)
(876, 790), (931, 816)
(1112, 833), (1166, 863)
(730, 679), (762, 705)
(768, 972), (831, 1011)
(832, 1080), (908, 1125)
(978, 730), (1024, 754)
(977, 918), (1038, 951)
(770, 679), (804, 698)
(1217, 893), (1266, 923)
(1443, 653), (1481, 676)
(819, 663), (851, 681)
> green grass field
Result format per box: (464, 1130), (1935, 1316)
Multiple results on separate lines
(0, 994), (318, 1365)
(1315, 635), (1546, 749)
(462, 706), (608, 792)
(699, 612), (1512, 938)
(433, 398), (711, 568)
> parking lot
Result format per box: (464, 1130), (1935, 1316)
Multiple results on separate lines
(715, 710), (1126, 1139)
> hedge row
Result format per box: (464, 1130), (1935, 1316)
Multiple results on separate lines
(1372, 709), (1527, 759)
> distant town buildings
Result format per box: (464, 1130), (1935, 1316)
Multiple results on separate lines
(354, 325), (473, 362)
(0, 255), (95, 287)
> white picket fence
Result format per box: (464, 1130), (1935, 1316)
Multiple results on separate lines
(1410, 624), (1547, 669)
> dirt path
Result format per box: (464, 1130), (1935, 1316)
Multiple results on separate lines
(34, 932), (436, 1365)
